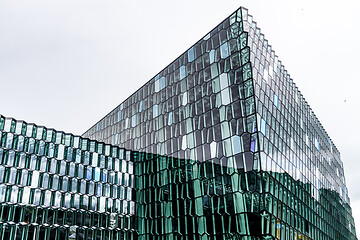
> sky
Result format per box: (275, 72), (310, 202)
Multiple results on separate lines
(0, 0), (359, 236)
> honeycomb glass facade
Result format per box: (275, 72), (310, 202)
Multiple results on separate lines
(0, 6), (357, 240)
(0, 115), (137, 239)
(82, 7), (357, 240)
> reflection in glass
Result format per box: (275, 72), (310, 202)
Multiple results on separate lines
(22, 187), (30, 204)
(18, 153), (26, 168)
(64, 193), (71, 208)
(274, 94), (278, 108)
(48, 143), (55, 157)
(180, 66), (186, 80)
(124, 173), (129, 186)
(188, 47), (195, 62)
(62, 177), (68, 191)
(112, 186), (117, 198)
(78, 164), (84, 178)
(74, 194), (80, 209)
(123, 201), (128, 215)
(168, 112), (173, 125)
(80, 179), (86, 194)
(128, 162), (133, 175)
(94, 167), (100, 181)
(31, 171), (39, 188)
(221, 88), (230, 105)
(82, 195), (89, 210)
(7, 150), (15, 166)
(97, 183), (102, 196)
(209, 49), (215, 63)
(10, 186), (18, 203)
(17, 135), (24, 151)
(104, 184), (110, 197)
(0, 184), (6, 202)
(42, 173), (49, 189)
(231, 136), (242, 155)
(99, 197), (106, 212)
(153, 105), (159, 118)
(219, 73), (228, 90)
(89, 181), (95, 195)
(121, 160), (127, 173)
(49, 159), (57, 173)
(220, 42), (229, 59)
(57, 144), (64, 159)
(60, 161), (66, 175)
(91, 196), (97, 211)
(109, 171), (115, 184)
(71, 178), (77, 192)
(260, 119), (266, 135)
(52, 175), (59, 190)
(9, 167), (17, 184)
(127, 188), (132, 201)
(21, 169), (28, 186)
(87, 166), (92, 180)
(39, 141), (45, 155)
(69, 162), (75, 177)
(102, 169), (107, 182)
(44, 190), (51, 206)
(92, 152), (98, 167)
(33, 189), (41, 205)
(28, 138), (35, 153)
(40, 157), (47, 172)
(131, 115), (136, 127)
(30, 155), (37, 170)
(182, 92), (188, 106)
(0, 166), (4, 182)
(6, 133), (13, 149)
(54, 191), (61, 207)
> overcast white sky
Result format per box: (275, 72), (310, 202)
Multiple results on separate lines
(0, 0), (359, 236)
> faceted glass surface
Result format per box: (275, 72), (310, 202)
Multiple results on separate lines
(0, 116), (136, 239)
(0, 6), (357, 240)
(82, 7), (357, 240)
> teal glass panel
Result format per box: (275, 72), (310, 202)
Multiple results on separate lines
(180, 66), (186, 80)
(220, 42), (229, 59)
(260, 119), (266, 136)
(188, 47), (195, 62)
(86, 167), (92, 180)
(153, 105), (159, 118)
(274, 94), (278, 108)
(94, 167), (100, 181)
(209, 49), (215, 63)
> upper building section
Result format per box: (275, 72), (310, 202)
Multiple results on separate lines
(83, 7), (259, 165)
(82, 6), (347, 203)
(82, 7), (357, 239)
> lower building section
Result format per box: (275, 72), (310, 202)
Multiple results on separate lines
(0, 203), (136, 240)
(0, 115), (357, 240)
(134, 151), (356, 240)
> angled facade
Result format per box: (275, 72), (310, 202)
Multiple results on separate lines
(0, 6), (357, 240)
(83, 7), (357, 240)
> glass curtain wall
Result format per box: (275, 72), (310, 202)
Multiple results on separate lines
(0, 116), (136, 240)
(82, 7), (357, 240)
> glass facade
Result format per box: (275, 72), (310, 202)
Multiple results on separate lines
(0, 116), (136, 239)
(0, 6), (357, 240)
(82, 7), (357, 240)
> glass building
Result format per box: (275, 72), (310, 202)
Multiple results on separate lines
(0, 115), (137, 239)
(0, 6), (357, 240)
(82, 7), (357, 240)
